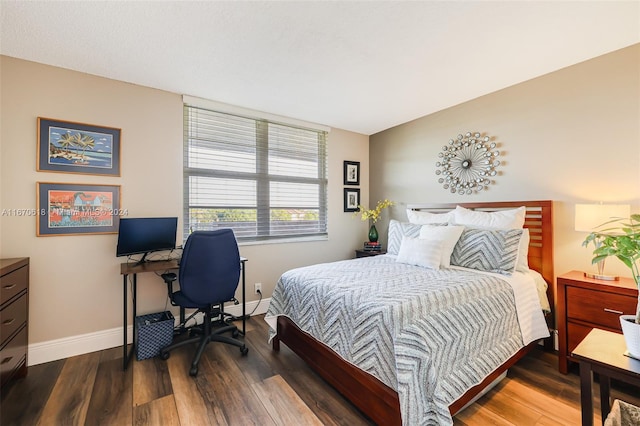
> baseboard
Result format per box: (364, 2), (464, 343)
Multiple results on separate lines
(28, 297), (271, 366)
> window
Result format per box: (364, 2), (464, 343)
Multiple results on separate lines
(184, 105), (328, 242)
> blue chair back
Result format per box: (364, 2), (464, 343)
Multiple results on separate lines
(178, 229), (241, 305)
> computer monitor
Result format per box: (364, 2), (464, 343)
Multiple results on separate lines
(116, 217), (178, 264)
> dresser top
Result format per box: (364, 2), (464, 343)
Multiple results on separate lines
(0, 258), (29, 276)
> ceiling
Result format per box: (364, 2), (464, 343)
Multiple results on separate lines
(1, 1), (639, 135)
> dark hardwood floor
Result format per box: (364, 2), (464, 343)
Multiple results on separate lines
(2, 315), (639, 425)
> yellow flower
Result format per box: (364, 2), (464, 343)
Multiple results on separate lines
(355, 199), (394, 223)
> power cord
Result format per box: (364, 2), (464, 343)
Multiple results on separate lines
(245, 288), (263, 317)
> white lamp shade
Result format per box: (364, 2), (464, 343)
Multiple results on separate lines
(575, 204), (631, 232)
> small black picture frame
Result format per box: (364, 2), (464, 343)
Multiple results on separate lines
(343, 161), (360, 186)
(344, 188), (360, 212)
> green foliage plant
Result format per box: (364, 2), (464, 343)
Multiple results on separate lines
(583, 214), (640, 324)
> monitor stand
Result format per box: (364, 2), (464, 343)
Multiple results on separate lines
(134, 252), (150, 266)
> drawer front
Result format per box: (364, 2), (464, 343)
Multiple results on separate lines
(0, 326), (27, 387)
(0, 294), (27, 346)
(566, 286), (637, 330)
(0, 265), (28, 305)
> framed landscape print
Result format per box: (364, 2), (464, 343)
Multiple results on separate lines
(36, 182), (122, 236)
(343, 188), (360, 212)
(343, 161), (360, 186)
(37, 117), (121, 176)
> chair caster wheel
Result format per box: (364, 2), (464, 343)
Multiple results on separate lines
(240, 346), (249, 356)
(189, 366), (198, 376)
(160, 351), (170, 360)
(232, 329), (239, 338)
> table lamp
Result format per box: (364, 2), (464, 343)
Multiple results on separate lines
(575, 203), (631, 280)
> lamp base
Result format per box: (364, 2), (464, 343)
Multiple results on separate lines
(583, 271), (620, 281)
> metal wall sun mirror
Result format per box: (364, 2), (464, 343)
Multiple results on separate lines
(435, 132), (501, 195)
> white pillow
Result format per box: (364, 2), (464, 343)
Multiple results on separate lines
(453, 205), (526, 229)
(516, 228), (530, 272)
(419, 225), (465, 267)
(396, 236), (442, 269)
(407, 209), (453, 225)
(387, 220), (423, 255)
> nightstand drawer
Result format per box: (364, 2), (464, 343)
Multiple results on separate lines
(566, 286), (637, 329)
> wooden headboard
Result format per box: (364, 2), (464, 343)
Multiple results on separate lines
(406, 200), (554, 311)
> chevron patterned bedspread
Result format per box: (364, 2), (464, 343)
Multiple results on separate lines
(265, 255), (541, 425)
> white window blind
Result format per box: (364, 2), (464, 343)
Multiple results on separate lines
(184, 105), (328, 242)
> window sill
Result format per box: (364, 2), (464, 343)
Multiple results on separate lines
(238, 235), (328, 247)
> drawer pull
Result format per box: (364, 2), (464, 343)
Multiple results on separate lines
(604, 308), (624, 315)
(2, 284), (17, 290)
(1, 356), (12, 365)
(2, 318), (15, 325)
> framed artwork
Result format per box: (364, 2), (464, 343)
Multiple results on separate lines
(37, 117), (121, 176)
(343, 188), (360, 212)
(343, 161), (360, 186)
(36, 182), (123, 236)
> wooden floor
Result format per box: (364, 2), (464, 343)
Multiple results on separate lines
(2, 315), (640, 425)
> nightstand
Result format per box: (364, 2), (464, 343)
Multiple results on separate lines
(355, 249), (387, 258)
(557, 270), (638, 374)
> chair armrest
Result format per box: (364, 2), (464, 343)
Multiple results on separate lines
(161, 272), (178, 306)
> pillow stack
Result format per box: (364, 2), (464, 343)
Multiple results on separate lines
(391, 205), (530, 275)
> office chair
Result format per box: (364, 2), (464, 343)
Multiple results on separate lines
(159, 229), (248, 376)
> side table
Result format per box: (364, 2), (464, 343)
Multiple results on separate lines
(572, 328), (640, 426)
(355, 249), (387, 258)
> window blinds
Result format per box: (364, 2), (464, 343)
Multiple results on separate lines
(184, 105), (328, 242)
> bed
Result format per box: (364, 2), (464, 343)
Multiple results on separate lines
(265, 200), (554, 425)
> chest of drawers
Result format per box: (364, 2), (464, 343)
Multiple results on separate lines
(557, 270), (638, 373)
(1, 257), (29, 388)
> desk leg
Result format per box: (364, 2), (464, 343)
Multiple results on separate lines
(241, 260), (246, 335)
(579, 362), (594, 426)
(122, 273), (137, 371)
(130, 274), (137, 366)
(600, 373), (611, 422)
(122, 274), (128, 370)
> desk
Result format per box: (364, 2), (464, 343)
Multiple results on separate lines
(572, 328), (640, 425)
(120, 257), (247, 370)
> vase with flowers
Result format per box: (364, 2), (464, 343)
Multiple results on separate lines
(583, 213), (640, 357)
(355, 199), (394, 243)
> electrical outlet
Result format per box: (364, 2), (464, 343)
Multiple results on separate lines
(254, 282), (262, 294)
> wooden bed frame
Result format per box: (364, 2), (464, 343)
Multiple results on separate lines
(272, 200), (554, 425)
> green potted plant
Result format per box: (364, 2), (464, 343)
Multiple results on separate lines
(355, 199), (394, 242)
(583, 213), (640, 357)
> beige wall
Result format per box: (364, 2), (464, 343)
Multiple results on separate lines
(0, 56), (369, 351)
(370, 44), (640, 286)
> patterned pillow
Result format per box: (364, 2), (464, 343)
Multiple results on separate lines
(450, 228), (523, 275)
(387, 220), (422, 255)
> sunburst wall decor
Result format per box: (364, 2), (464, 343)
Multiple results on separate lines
(435, 132), (501, 195)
